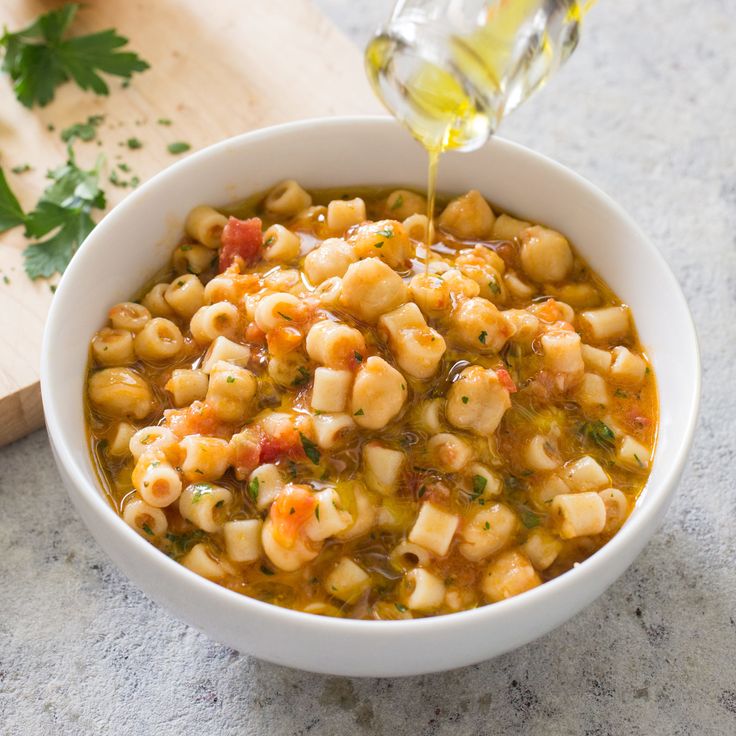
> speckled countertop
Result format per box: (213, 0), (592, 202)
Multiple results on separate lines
(2, 1), (735, 734)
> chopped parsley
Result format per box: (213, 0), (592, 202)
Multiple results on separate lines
(10, 164), (31, 174)
(478, 330), (487, 345)
(126, 137), (143, 149)
(61, 115), (104, 144)
(521, 510), (541, 528)
(248, 477), (260, 502)
(390, 194), (403, 210)
(292, 366), (310, 387)
(314, 505), (320, 521)
(374, 241), (384, 249)
(354, 351), (363, 362)
(471, 474), (487, 499)
(354, 408), (365, 416)
(579, 420), (616, 451)
(260, 565), (275, 576)
(299, 432), (321, 465)
(141, 523), (154, 536)
(157, 118), (172, 126)
(277, 310), (293, 321)
(418, 485), (426, 498)
(226, 375), (236, 384)
(167, 141), (191, 155)
(484, 521), (491, 530)
(461, 395), (469, 404)
(488, 277), (501, 295)
(395, 602), (408, 613)
(377, 227), (394, 238)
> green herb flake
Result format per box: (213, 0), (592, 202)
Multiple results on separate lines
(418, 485), (426, 498)
(260, 565), (275, 576)
(478, 330), (488, 345)
(264, 235), (275, 247)
(315, 505), (320, 521)
(126, 137), (143, 149)
(374, 241), (384, 249)
(634, 453), (644, 468)
(292, 366), (310, 387)
(141, 523), (154, 536)
(226, 375), (236, 384)
(354, 408), (365, 416)
(167, 141), (191, 155)
(11, 164), (31, 174)
(277, 310), (293, 321)
(521, 511), (541, 529)
(484, 521), (491, 530)
(580, 420), (616, 451)
(157, 118), (172, 126)
(117, 162), (131, 173)
(377, 227), (394, 238)
(488, 277), (501, 295)
(61, 115), (104, 144)
(354, 351), (363, 363)
(248, 477), (260, 502)
(299, 432), (321, 465)
(2, 276), (9, 285)
(214, 500), (224, 508)
(471, 474), (487, 499)
(395, 602), (408, 613)
(390, 194), (404, 211)
(461, 395), (469, 404)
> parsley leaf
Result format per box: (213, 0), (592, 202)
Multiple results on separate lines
(299, 432), (321, 465)
(0, 3), (149, 108)
(22, 148), (106, 279)
(0, 169), (26, 232)
(248, 477), (260, 502)
(167, 141), (191, 155)
(61, 114), (104, 144)
(579, 420), (616, 451)
(471, 474), (487, 499)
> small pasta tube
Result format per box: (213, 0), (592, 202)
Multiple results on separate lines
(261, 517), (319, 572)
(522, 528), (562, 571)
(409, 273), (451, 317)
(580, 306), (631, 342)
(122, 496), (168, 539)
(336, 484), (377, 540)
(205, 360), (257, 423)
(610, 346), (647, 385)
(107, 422), (136, 457)
(254, 292), (304, 332)
(172, 243), (215, 274)
(223, 519), (263, 563)
(390, 541), (432, 571)
(190, 302), (240, 345)
(132, 452), (182, 508)
(108, 302), (151, 333)
(179, 435), (230, 482)
(312, 413), (355, 449)
(482, 549), (541, 602)
(311, 367), (353, 413)
(403, 213), (429, 243)
(581, 344), (612, 373)
(617, 436), (650, 470)
(492, 213), (531, 241)
(134, 318), (183, 362)
(185, 205), (228, 249)
(179, 482), (232, 532)
(91, 327), (135, 366)
(181, 543), (228, 580)
(263, 224), (301, 262)
(427, 432), (473, 472)
(201, 336), (251, 374)
(326, 197), (366, 234)
(165, 368), (209, 407)
(363, 442), (404, 496)
(264, 180), (312, 217)
(551, 492), (606, 538)
(129, 425), (179, 463)
(458, 503), (518, 562)
(413, 398), (444, 435)
(88, 368), (153, 420)
(576, 372), (609, 408)
(503, 272), (535, 300)
(304, 488), (352, 541)
(402, 568), (445, 612)
(562, 455), (610, 493)
(530, 474), (570, 508)
(324, 557), (370, 602)
(598, 488), (630, 533)
(306, 320), (365, 369)
(267, 352), (310, 388)
(408, 502), (459, 556)
(141, 283), (176, 318)
(248, 464), (284, 510)
(524, 435), (561, 472)
(541, 329), (584, 375)
(164, 275), (205, 319)
(313, 276), (343, 309)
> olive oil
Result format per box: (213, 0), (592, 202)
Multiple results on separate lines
(365, 0), (594, 260)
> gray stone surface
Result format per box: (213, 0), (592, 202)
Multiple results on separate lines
(2, 0), (735, 733)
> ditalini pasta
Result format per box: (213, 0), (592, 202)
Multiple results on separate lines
(85, 183), (658, 619)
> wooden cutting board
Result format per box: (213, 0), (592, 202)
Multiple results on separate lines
(0, 0), (380, 447)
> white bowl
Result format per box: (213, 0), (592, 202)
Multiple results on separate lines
(41, 117), (700, 677)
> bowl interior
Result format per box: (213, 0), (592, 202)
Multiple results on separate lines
(40, 118), (699, 675)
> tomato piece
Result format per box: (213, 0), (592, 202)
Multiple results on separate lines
(259, 431), (304, 464)
(270, 485), (317, 547)
(164, 401), (225, 439)
(496, 368), (518, 393)
(219, 216), (263, 271)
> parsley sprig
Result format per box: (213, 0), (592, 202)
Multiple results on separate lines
(0, 3), (149, 108)
(0, 148), (106, 279)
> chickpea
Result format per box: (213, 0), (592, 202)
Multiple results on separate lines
(450, 297), (515, 353)
(427, 433), (473, 472)
(350, 356), (407, 430)
(303, 238), (356, 285)
(459, 503), (518, 562)
(88, 368), (154, 420)
(446, 366), (511, 435)
(438, 190), (495, 240)
(519, 225), (573, 282)
(482, 549), (541, 602)
(385, 189), (427, 220)
(409, 273), (451, 317)
(340, 258), (408, 323)
(348, 219), (413, 270)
